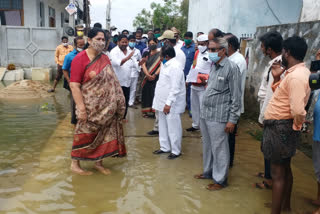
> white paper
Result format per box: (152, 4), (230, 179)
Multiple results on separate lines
(186, 68), (210, 83)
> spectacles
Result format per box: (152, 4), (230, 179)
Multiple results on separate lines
(208, 47), (223, 52)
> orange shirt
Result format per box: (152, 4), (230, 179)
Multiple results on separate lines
(264, 63), (311, 131)
(55, 44), (73, 66)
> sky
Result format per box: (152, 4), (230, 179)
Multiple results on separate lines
(90, 0), (163, 32)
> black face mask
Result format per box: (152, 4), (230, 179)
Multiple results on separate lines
(149, 44), (157, 50)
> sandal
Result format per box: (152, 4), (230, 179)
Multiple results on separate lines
(194, 174), (207, 179)
(207, 183), (225, 191)
(255, 180), (272, 189)
(255, 172), (265, 178)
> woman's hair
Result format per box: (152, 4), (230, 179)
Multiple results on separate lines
(148, 38), (158, 44)
(88, 27), (106, 39)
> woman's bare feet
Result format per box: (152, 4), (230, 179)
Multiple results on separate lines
(70, 160), (93, 176)
(94, 161), (111, 175)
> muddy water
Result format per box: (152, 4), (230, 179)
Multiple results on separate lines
(0, 86), (318, 213)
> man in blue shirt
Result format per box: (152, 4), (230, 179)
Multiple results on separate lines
(62, 36), (85, 125)
(181, 31), (196, 114)
(135, 30), (147, 55)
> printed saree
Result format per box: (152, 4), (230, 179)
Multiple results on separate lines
(71, 54), (126, 161)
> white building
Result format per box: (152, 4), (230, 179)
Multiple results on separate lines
(0, 0), (87, 69)
(188, 0), (303, 38)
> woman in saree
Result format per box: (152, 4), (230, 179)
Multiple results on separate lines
(69, 28), (126, 175)
(141, 38), (161, 118)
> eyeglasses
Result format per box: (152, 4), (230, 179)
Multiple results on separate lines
(208, 47), (223, 52)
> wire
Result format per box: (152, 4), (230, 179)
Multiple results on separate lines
(265, 0), (281, 24)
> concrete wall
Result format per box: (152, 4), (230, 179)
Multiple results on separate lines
(0, 26), (63, 68)
(245, 20), (320, 117)
(300, 0), (320, 22)
(188, 0), (302, 38)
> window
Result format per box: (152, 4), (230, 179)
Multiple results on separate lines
(0, 0), (23, 26)
(61, 12), (64, 27)
(48, 6), (55, 27)
(39, 2), (44, 27)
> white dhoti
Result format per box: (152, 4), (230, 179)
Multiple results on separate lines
(191, 86), (205, 129)
(158, 111), (182, 155)
(129, 77), (138, 106)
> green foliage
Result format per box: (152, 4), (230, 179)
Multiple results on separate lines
(133, 0), (189, 35)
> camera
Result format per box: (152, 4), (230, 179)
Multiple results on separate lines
(309, 60), (320, 90)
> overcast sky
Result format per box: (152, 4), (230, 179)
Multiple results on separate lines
(90, 0), (164, 32)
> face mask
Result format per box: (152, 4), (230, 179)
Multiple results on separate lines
(77, 31), (84, 37)
(162, 59), (168, 64)
(76, 48), (83, 52)
(91, 40), (105, 53)
(63, 42), (68, 47)
(149, 44), (157, 50)
(129, 42), (136, 48)
(209, 52), (221, 63)
(154, 34), (161, 39)
(198, 45), (207, 53)
(184, 39), (192, 45)
(136, 39), (141, 43)
(141, 38), (147, 44)
(161, 42), (165, 47)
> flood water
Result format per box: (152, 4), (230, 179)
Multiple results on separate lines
(0, 84), (318, 214)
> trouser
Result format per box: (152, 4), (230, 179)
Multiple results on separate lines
(121, 86), (130, 119)
(186, 84), (191, 113)
(55, 65), (63, 81)
(129, 77), (138, 106)
(136, 71), (144, 103)
(313, 141), (320, 182)
(70, 92), (77, 125)
(200, 118), (229, 186)
(153, 111), (159, 131)
(191, 88), (205, 129)
(158, 111), (182, 155)
(228, 123), (238, 167)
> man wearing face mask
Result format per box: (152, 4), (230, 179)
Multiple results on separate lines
(186, 34), (211, 132)
(127, 35), (143, 108)
(255, 31), (283, 190)
(135, 30), (147, 55)
(194, 38), (241, 191)
(48, 36), (74, 93)
(62, 36), (85, 125)
(110, 35), (135, 119)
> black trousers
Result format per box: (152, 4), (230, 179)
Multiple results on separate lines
(122, 86), (130, 119)
(228, 123), (238, 167)
(264, 158), (272, 179)
(70, 92), (77, 125)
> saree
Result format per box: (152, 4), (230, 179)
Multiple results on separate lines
(71, 54), (126, 161)
(141, 52), (161, 114)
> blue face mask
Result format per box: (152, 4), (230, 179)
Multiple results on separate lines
(162, 59), (168, 64)
(161, 42), (165, 47)
(129, 42), (136, 48)
(209, 52), (221, 63)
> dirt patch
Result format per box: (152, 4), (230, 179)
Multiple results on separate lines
(0, 80), (53, 99)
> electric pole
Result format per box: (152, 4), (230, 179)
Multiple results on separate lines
(106, 0), (111, 31)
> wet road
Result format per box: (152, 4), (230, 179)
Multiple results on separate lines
(0, 86), (318, 213)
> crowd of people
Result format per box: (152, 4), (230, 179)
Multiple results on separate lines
(50, 22), (320, 214)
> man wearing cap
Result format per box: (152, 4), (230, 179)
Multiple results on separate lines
(186, 34), (212, 132)
(171, 27), (184, 49)
(158, 30), (186, 71)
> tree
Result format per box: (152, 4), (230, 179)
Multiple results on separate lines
(133, 0), (189, 34)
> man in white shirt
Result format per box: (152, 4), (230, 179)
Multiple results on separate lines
(110, 34), (135, 118)
(225, 34), (247, 168)
(186, 34), (212, 132)
(158, 30), (186, 70)
(255, 31), (283, 189)
(127, 35), (142, 108)
(152, 45), (186, 159)
(171, 27), (184, 49)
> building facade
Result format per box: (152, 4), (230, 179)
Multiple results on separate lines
(187, 0), (303, 38)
